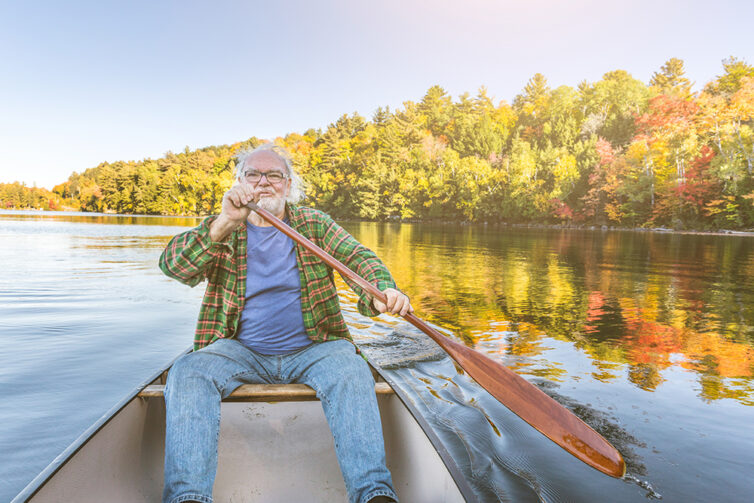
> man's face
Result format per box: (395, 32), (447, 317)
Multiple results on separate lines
(240, 151), (291, 216)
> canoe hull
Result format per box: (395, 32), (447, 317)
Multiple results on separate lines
(22, 383), (467, 502)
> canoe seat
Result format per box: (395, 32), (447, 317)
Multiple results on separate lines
(138, 382), (394, 402)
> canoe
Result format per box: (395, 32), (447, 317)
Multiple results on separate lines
(13, 351), (476, 503)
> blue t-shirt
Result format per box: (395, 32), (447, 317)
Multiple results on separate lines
(236, 220), (312, 355)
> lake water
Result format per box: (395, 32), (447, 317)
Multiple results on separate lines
(1, 210), (752, 502)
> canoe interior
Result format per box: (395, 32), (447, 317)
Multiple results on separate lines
(20, 371), (469, 502)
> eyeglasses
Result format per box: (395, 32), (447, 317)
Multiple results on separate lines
(242, 169), (288, 184)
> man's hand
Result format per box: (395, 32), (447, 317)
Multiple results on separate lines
(221, 183), (256, 222)
(373, 288), (413, 316)
(209, 183), (254, 242)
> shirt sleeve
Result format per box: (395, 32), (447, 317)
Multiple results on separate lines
(158, 216), (234, 287)
(317, 213), (398, 317)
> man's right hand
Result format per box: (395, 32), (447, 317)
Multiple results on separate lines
(209, 183), (254, 242)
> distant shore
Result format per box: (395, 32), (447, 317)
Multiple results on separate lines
(3, 208), (754, 237)
(380, 219), (754, 237)
(487, 221), (754, 237)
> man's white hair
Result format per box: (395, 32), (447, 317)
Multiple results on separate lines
(234, 143), (306, 204)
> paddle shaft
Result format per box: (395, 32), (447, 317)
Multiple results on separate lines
(247, 202), (626, 478)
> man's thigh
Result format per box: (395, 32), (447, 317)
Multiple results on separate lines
(168, 338), (276, 397)
(285, 340), (374, 392)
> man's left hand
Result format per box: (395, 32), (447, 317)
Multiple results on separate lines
(373, 288), (413, 316)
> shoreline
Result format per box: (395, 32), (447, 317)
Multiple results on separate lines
(483, 222), (754, 238)
(2, 208), (753, 237)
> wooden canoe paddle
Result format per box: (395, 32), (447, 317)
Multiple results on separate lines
(248, 202), (626, 478)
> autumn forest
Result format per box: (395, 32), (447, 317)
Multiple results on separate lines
(3, 57), (753, 230)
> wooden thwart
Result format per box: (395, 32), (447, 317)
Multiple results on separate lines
(139, 382), (394, 402)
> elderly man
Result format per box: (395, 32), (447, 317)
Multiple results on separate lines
(159, 143), (410, 503)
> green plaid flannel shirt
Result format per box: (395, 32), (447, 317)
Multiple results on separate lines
(159, 204), (397, 351)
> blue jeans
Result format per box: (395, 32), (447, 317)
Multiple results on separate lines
(162, 338), (397, 503)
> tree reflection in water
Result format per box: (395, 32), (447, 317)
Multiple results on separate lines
(343, 222), (754, 405)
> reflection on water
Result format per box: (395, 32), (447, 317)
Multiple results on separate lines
(343, 222), (754, 405)
(0, 209), (203, 227)
(0, 211), (205, 501)
(2, 211), (753, 502)
(342, 290), (658, 502)
(337, 222), (754, 502)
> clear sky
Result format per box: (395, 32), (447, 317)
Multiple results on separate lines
(1, 0), (751, 189)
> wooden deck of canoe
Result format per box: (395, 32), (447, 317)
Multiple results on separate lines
(13, 359), (476, 503)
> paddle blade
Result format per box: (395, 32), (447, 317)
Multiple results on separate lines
(405, 312), (626, 478)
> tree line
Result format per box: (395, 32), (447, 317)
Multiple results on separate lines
(3, 57), (753, 229)
(0, 182), (62, 211)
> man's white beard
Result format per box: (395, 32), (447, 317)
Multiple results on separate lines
(257, 195), (286, 215)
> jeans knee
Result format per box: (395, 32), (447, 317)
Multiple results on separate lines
(319, 355), (374, 397)
(340, 351), (372, 381)
(166, 353), (198, 384)
(165, 352), (220, 398)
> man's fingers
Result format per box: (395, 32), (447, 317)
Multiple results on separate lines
(372, 289), (413, 316)
(400, 296), (413, 316)
(241, 192), (251, 206)
(227, 191), (240, 207)
(242, 184), (254, 203)
(379, 289), (411, 315)
(230, 185), (256, 208)
(386, 291), (397, 312)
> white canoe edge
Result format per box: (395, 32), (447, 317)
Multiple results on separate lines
(13, 354), (477, 503)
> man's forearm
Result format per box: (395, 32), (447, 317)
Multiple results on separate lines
(209, 214), (239, 242)
(160, 215), (236, 287)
